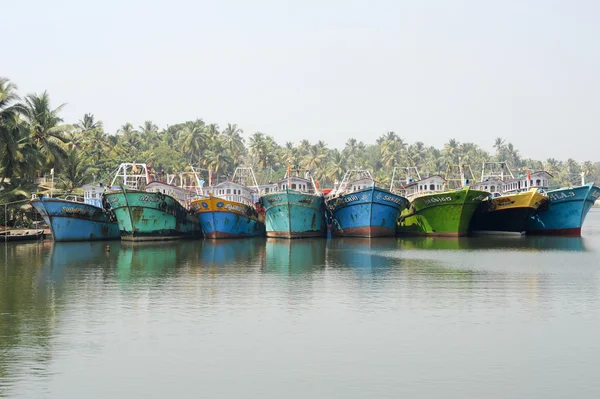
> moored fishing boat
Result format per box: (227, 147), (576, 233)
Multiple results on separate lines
(394, 165), (490, 236)
(469, 163), (549, 235)
(191, 167), (265, 238)
(30, 184), (120, 241)
(326, 169), (409, 237)
(104, 163), (202, 241)
(527, 182), (600, 236)
(260, 167), (326, 238)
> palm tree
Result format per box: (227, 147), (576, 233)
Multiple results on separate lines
(443, 139), (460, 164)
(139, 120), (159, 149)
(203, 138), (233, 177)
(249, 132), (277, 169)
(0, 78), (28, 184)
(302, 144), (327, 171)
(281, 142), (299, 167)
(58, 148), (96, 192)
(493, 137), (506, 156)
(582, 161), (595, 180)
(22, 91), (71, 166)
(221, 123), (245, 162)
(179, 119), (206, 164)
(325, 149), (345, 185)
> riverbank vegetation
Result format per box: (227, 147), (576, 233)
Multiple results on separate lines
(2, 77), (599, 205)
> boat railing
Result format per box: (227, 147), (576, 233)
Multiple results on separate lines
(216, 194), (254, 206)
(405, 190), (445, 199)
(30, 192), (85, 202)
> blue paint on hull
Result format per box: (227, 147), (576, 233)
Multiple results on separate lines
(527, 183), (600, 235)
(31, 198), (120, 241)
(197, 211), (265, 238)
(261, 190), (326, 238)
(328, 187), (409, 237)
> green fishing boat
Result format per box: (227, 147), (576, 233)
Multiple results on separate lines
(104, 163), (202, 241)
(393, 165), (490, 236)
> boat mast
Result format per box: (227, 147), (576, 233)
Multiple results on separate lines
(480, 162), (514, 181)
(111, 163), (149, 189)
(390, 167), (421, 193)
(232, 167), (260, 191)
(337, 168), (372, 196)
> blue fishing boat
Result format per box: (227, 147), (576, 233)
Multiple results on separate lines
(527, 182), (600, 236)
(326, 169), (409, 237)
(260, 168), (326, 238)
(30, 184), (120, 241)
(191, 167), (265, 238)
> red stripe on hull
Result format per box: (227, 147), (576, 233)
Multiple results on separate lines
(204, 231), (260, 239)
(266, 231), (325, 239)
(332, 226), (396, 238)
(526, 228), (582, 237)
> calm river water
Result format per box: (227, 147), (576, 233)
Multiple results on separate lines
(2, 210), (600, 398)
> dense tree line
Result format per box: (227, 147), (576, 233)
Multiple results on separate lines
(1, 77), (599, 208)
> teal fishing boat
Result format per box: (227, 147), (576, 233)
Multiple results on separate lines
(259, 168), (326, 238)
(104, 163), (202, 241)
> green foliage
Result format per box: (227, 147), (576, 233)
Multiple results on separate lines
(1, 76), (599, 198)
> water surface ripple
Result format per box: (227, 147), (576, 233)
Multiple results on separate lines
(2, 210), (600, 398)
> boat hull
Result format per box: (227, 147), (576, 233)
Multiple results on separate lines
(527, 184), (600, 236)
(470, 189), (548, 234)
(191, 196), (265, 239)
(397, 188), (489, 236)
(104, 190), (202, 241)
(328, 187), (409, 237)
(262, 190), (326, 239)
(30, 198), (120, 241)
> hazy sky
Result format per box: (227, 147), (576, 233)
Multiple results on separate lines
(3, 0), (599, 161)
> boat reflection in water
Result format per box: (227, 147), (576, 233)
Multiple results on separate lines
(198, 238), (265, 268)
(398, 235), (587, 252)
(264, 238), (326, 274)
(44, 241), (119, 284)
(115, 241), (199, 280)
(327, 237), (399, 274)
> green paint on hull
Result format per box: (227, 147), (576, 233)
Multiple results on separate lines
(397, 187), (490, 236)
(104, 190), (202, 241)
